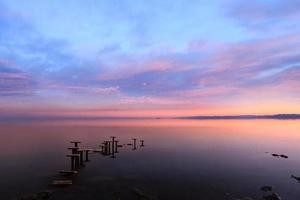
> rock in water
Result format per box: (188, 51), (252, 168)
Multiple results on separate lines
(236, 197), (256, 200)
(132, 188), (157, 200)
(263, 193), (282, 200)
(280, 154), (288, 159)
(272, 154), (279, 157)
(17, 190), (52, 200)
(260, 186), (273, 192)
(35, 190), (52, 199)
(291, 174), (300, 182)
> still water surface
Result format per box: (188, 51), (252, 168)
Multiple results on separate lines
(0, 119), (300, 199)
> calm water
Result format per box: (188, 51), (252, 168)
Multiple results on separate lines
(1, 119), (300, 199)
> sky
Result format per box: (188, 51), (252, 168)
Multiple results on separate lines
(0, 0), (300, 117)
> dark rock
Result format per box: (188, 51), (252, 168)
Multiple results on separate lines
(263, 193), (282, 200)
(291, 174), (300, 182)
(35, 190), (52, 199)
(18, 190), (52, 200)
(280, 154), (288, 159)
(271, 154), (279, 157)
(236, 197), (256, 200)
(132, 188), (157, 200)
(18, 194), (36, 200)
(260, 186), (272, 192)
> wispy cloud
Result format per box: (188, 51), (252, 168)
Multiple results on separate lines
(0, 59), (34, 96)
(0, 0), (299, 115)
(226, 0), (300, 32)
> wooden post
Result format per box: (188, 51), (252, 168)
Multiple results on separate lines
(107, 141), (111, 154)
(133, 138), (137, 150)
(83, 149), (92, 161)
(68, 147), (79, 154)
(100, 145), (104, 152)
(111, 136), (116, 155)
(140, 140), (144, 147)
(102, 141), (109, 155)
(67, 154), (80, 170)
(115, 140), (119, 153)
(70, 141), (81, 147)
(78, 150), (84, 166)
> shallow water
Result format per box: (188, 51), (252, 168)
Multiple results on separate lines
(1, 119), (300, 199)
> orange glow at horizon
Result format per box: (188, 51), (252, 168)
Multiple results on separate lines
(1, 99), (299, 118)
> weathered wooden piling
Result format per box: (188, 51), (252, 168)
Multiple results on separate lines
(68, 147), (79, 154)
(107, 141), (111, 154)
(114, 140), (119, 153)
(70, 141), (81, 147)
(110, 148), (116, 158)
(111, 136), (116, 154)
(77, 149), (84, 166)
(83, 149), (92, 161)
(102, 141), (110, 155)
(68, 147), (80, 168)
(67, 154), (80, 170)
(140, 140), (145, 147)
(133, 138), (137, 150)
(100, 145), (104, 152)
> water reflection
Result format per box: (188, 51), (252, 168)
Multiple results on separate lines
(0, 119), (300, 199)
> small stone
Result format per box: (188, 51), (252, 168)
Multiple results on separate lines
(272, 154), (279, 157)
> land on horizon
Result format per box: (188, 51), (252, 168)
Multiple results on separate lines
(178, 114), (300, 120)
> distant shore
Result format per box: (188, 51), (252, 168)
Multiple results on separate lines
(178, 114), (300, 120)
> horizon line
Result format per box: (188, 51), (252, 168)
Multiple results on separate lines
(0, 113), (300, 122)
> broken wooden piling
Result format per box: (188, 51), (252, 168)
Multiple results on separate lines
(67, 154), (80, 170)
(83, 149), (93, 161)
(133, 138), (137, 150)
(70, 141), (81, 147)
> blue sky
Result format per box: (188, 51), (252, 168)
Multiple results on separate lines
(0, 0), (300, 116)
